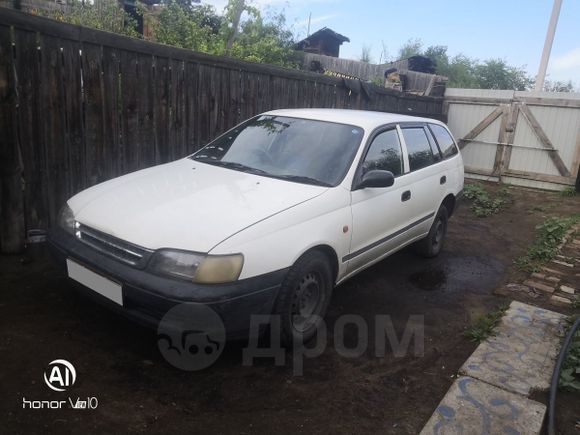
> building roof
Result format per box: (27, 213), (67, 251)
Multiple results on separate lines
(296, 27), (350, 48)
(262, 108), (444, 131)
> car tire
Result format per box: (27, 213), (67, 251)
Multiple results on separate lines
(272, 250), (333, 346)
(415, 206), (448, 258)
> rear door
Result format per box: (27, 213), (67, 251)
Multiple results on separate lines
(427, 123), (463, 195)
(397, 123), (446, 239)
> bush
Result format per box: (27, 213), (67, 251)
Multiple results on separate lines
(463, 183), (511, 217)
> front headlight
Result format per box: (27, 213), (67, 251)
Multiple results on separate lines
(58, 204), (76, 235)
(148, 249), (244, 284)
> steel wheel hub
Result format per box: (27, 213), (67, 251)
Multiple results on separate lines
(291, 272), (321, 332)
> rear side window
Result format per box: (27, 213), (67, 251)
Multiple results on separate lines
(429, 124), (458, 159)
(362, 129), (403, 176)
(401, 127), (435, 171)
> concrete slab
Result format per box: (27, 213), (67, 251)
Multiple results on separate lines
(460, 301), (566, 395)
(420, 376), (546, 435)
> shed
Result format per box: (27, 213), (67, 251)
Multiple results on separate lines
(295, 27), (350, 58)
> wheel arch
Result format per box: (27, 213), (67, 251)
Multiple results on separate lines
(296, 244), (340, 285)
(441, 193), (456, 217)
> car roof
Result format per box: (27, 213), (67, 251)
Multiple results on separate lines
(262, 108), (445, 131)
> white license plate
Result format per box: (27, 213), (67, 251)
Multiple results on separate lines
(66, 259), (123, 306)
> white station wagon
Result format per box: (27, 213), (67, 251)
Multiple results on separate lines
(49, 109), (464, 343)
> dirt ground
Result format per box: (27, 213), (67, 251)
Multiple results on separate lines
(1, 182), (579, 434)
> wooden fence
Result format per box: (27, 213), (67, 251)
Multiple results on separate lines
(445, 89), (580, 191)
(302, 53), (447, 96)
(0, 9), (444, 253)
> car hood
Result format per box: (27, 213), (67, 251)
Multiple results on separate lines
(68, 158), (327, 252)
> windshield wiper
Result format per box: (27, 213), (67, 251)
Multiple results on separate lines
(273, 174), (332, 187)
(193, 158), (270, 175)
(192, 158), (330, 186)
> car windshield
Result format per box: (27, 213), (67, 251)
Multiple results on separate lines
(190, 115), (364, 187)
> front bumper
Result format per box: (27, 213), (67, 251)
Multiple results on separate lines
(48, 228), (286, 337)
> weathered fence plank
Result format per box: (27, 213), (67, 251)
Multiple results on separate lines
(13, 28), (46, 231)
(0, 9), (444, 252)
(101, 46), (122, 178)
(0, 25), (25, 252)
(119, 49), (139, 175)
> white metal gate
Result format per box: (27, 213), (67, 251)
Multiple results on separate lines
(445, 89), (580, 190)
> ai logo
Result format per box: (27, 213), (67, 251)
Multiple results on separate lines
(43, 359), (77, 392)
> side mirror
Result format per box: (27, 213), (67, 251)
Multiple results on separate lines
(358, 170), (395, 189)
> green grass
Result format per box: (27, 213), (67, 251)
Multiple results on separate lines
(560, 186), (577, 197)
(465, 304), (509, 343)
(463, 183), (512, 217)
(528, 204), (552, 213)
(573, 297), (580, 310)
(515, 215), (580, 273)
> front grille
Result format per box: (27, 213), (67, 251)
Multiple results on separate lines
(75, 223), (152, 267)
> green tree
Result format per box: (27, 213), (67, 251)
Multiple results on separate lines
(35, 0), (140, 37)
(172, 0), (201, 13)
(543, 79), (576, 92)
(424, 45), (448, 71)
(229, 10), (300, 68)
(475, 59), (532, 90)
(400, 39), (533, 90)
(152, 0), (298, 67)
(154, 1), (223, 52)
(224, 0), (245, 54)
(36, 0), (298, 68)
(446, 54), (479, 88)
(398, 38), (423, 59)
(360, 45), (373, 63)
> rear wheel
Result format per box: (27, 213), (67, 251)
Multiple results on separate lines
(273, 251), (333, 345)
(415, 206), (448, 258)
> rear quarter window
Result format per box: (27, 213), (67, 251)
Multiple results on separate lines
(429, 124), (458, 159)
(401, 127), (435, 172)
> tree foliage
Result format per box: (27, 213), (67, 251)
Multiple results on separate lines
(398, 38), (422, 59)
(153, 1), (223, 53)
(228, 11), (300, 67)
(475, 59), (533, 91)
(543, 80), (576, 93)
(34, 0), (299, 68)
(399, 40), (534, 90)
(34, 0), (141, 37)
(152, 0), (299, 67)
(360, 45), (373, 63)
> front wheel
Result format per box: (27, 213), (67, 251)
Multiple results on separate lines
(272, 251), (333, 345)
(415, 206), (448, 258)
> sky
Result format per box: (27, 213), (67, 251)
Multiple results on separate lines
(202, 0), (580, 84)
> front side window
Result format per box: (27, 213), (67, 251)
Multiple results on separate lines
(429, 124), (459, 159)
(401, 127), (435, 172)
(362, 129), (403, 176)
(190, 116), (364, 187)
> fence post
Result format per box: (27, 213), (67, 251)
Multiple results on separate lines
(493, 102), (519, 179)
(0, 26), (25, 253)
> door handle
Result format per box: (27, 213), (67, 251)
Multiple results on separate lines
(401, 190), (411, 202)
(440, 176), (447, 185)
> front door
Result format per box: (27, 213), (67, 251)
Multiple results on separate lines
(348, 127), (413, 273)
